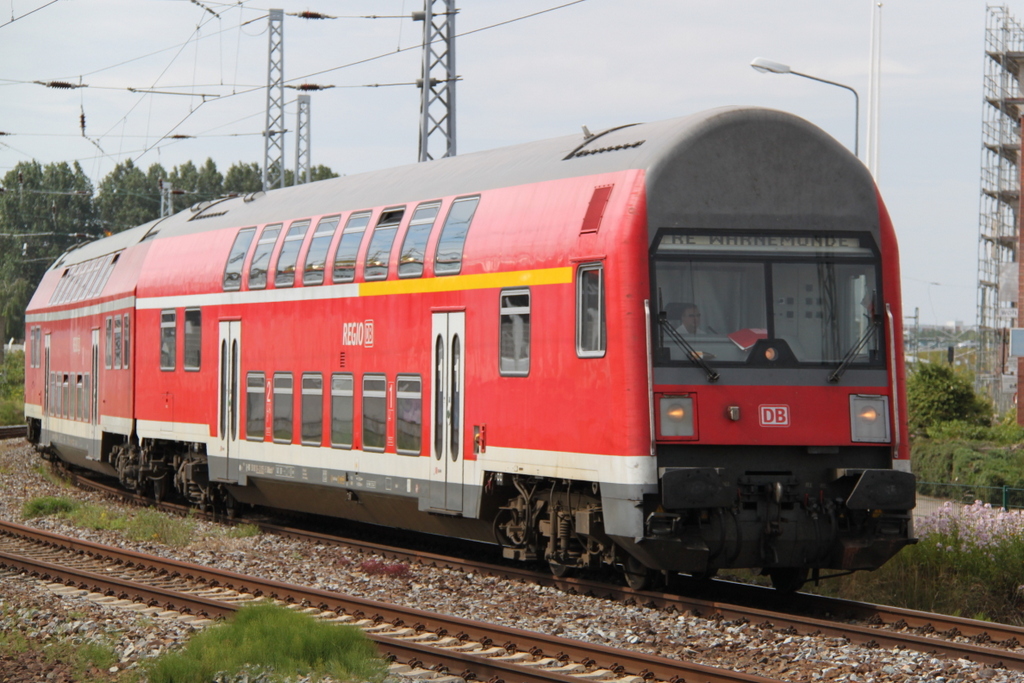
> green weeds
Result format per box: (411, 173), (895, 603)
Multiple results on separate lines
(145, 603), (385, 683)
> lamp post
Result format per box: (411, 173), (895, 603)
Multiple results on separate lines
(750, 57), (859, 158)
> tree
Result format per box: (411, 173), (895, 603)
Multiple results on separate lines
(95, 159), (161, 233)
(907, 363), (992, 435)
(168, 158), (223, 205)
(0, 160), (96, 348)
(223, 162), (262, 194)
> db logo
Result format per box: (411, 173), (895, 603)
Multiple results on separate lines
(759, 405), (791, 427)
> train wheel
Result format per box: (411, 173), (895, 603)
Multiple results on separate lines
(548, 558), (573, 578)
(768, 567), (808, 593)
(623, 556), (655, 591)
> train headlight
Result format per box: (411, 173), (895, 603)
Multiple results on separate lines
(659, 395), (695, 438)
(850, 394), (890, 443)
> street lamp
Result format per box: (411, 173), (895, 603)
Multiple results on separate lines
(750, 57), (859, 158)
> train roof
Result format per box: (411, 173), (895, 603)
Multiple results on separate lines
(52, 105), (878, 270)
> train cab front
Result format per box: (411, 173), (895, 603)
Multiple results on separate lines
(640, 229), (916, 588)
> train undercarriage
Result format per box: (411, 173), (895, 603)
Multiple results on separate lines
(29, 419), (915, 592)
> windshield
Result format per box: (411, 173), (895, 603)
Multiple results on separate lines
(653, 233), (881, 366)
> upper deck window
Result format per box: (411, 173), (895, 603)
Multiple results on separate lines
(434, 196), (480, 276)
(364, 208), (405, 281)
(332, 212), (371, 283)
(399, 202), (441, 278)
(652, 231), (882, 368)
(275, 220), (311, 288)
(248, 224), (283, 290)
(223, 227), (256, 291)
(302, 215), (341, 285)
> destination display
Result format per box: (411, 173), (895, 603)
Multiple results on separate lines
(657, 233), (873, 255)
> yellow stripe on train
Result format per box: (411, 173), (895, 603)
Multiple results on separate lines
(358, 266), (574, 297)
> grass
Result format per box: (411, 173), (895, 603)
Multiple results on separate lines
(145, 602), (385, 683)
(21, 495), (264, 549)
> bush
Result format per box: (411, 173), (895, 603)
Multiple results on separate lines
(0, 398), (23, 426)
(0, 350), (24, 403)
(22, 496), (81, 518)
(907, 364), (991, 436)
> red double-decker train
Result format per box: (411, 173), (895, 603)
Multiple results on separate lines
(24, 107), (915, 590)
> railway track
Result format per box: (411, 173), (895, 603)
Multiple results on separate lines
(0, 424), (27, 440)
(65, 469), (1024, 672)
(0, 518), (782, 683)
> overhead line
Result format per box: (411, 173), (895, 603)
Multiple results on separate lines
(0, 0), (62, 30)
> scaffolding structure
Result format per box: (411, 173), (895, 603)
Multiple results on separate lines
(978, 5), (1024, 412)
(415, 0), (457, 162)
(295, 94), (311, 185)
(263, 9), (286, 191)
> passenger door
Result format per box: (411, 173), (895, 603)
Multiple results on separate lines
(429, 311), (465, 513)
(214, 320), (242, 481)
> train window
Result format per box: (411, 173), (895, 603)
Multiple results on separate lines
(273, 373), (293, 443)
(577, 264), (606, 357)
(160, 310), (176, 371)
(248, 224), (283, 290)
(113, 316), (122, 369)
(398, 202), (441, 278)
(275, 220), (311, 288)
(123, 315), (130, 369)
(362, 374), (387, 452)
(76, 375), (84, 420)
(652, 232), (882, 367)
(62, 374), (69, 418)
(83, 374), (90, 421)
(330, 373), (354, 449)
(301, 373), (323, 446)
(104, 317), (113, 369)
(499, 288), (530, 376)
(246, 372), (266, 440)
(184, 308), (202, 371)
(772, 263), (879, 363)
(223, 227), (256, 291)
(434, 196), (480, 276)
(364, 208), (405, 281)
(303, 215), (341, 285)
(332, 212), (372, 283)
(396, 375), (422, 455)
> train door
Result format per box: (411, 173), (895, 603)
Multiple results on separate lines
(429, 311), (465, 513)
(216, 321), (242, 479)
(91, 329), (99, 425)
(43, 333), (50, 431)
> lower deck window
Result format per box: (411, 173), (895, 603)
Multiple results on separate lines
(246, 373), (265, 440)
(331, 374), (354, 448)
(362, 374), (387, 452)
(301, 373), (323, 446)
(396, 375), (422, 455)
(273, 373), (293, 443)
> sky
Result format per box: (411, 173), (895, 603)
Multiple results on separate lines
(0, 0), (1006, 328)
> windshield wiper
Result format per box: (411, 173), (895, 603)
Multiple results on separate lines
(658, 313), (719, 382)
(828, 316), (880, 383)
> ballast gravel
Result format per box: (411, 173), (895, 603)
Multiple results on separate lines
(0, 436), (1019, 683)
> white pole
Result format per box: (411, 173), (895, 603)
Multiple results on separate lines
(866, 1), (882, 179)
